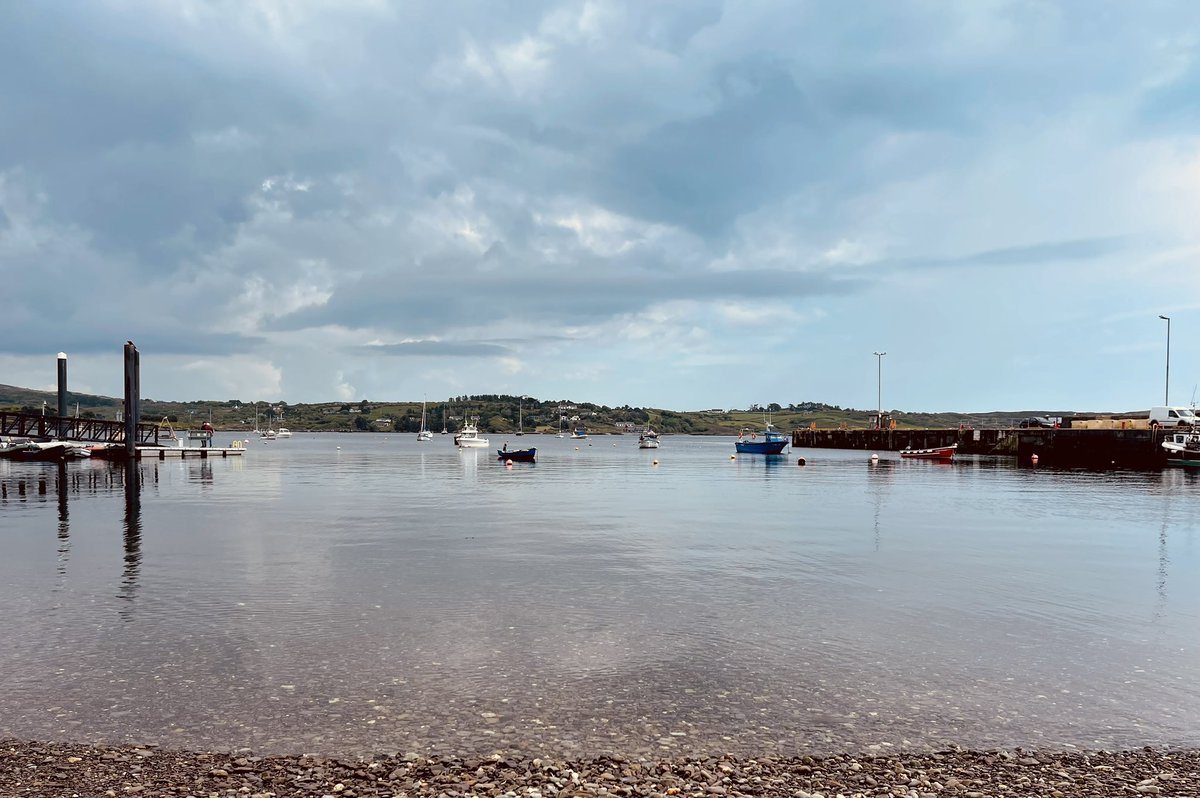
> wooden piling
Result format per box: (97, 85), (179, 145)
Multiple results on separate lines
(123, 342), (139, 457)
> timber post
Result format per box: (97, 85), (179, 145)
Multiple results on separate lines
(123, 342), (140, 457)
(56, 352), (68, 440)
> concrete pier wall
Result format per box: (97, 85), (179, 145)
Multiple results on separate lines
(792, 427), (1171, 468)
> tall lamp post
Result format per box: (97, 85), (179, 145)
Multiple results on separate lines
(873, 351), (886, 430)
(1159, 315), (1170, 405)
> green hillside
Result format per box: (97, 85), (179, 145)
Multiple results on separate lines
(0, 385), (1079, 434)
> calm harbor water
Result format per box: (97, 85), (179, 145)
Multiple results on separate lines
(1, 432), (1197, 758)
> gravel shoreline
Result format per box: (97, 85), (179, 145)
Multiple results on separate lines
(3, 740), (1197, 797)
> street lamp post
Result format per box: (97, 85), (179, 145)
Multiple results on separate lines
(873, 351), (886, 430)
(1159, 315), (1170, 405)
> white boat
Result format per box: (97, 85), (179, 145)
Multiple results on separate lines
(454, 418), (490, 448)
(254, 405), (276, 440)
(570, 425), (588, 439)
(638, 427), (660, 449)
(417, 398), (434, 442)
(276, 427), (293, 438)
(1162, 432), (1200, 467)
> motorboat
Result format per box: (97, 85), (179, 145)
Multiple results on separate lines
(900, 444), (957, 460)
(275, 427), (293, 439)
(1, 441), (91, 461)
(497, 445), (536, 462)
(0, 438), (38, 459)
(734, 422), (789, 455)
(1162, 432), (1200, 467)
(455, 419), (490, 448)
(570, 426), (588, 439)
(638, 427), (660, 449)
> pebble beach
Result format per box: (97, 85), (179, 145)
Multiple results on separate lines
(3, 740), (1198, 797)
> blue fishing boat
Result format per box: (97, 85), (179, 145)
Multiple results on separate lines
(734, 422), (789, 455)
(498, 445), (537, 462)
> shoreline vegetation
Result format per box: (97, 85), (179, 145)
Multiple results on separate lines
(1, 384), (1090, 437)
(3, 740), (1197, 797)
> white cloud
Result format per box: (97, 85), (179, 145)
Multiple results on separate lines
(3, 1), (1200, 410)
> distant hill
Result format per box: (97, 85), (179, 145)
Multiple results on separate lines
(0, 384), (1097, 434)
(0, 384), (122, 417)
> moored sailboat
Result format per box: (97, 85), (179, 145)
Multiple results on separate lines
(417, 397), (434, 442)
(638, 426), (660, 449)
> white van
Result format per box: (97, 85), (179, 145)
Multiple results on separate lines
(1149, 406), (1198, 428)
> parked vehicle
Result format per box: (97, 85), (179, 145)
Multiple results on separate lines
(1149, 406), (1198, 428)
(1018, 416), (1056, 428)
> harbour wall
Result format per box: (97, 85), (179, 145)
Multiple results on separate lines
(791, 427), (1171, 468)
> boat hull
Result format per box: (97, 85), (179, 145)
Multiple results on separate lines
(734, 438), (788, 455)
(638, 439), (660, 449)
(900, 445), (957, 460)
(1166, 457), (1200, 468)
(498, 448), (536, 461)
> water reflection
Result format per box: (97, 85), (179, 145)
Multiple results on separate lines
(1, 437), (1199, 757)
(120, 459), (142, 620)
(56, 461), (69, 577)
(867, 457), (895, 550)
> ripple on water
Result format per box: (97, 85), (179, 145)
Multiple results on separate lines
(0, 436), (1198, 755)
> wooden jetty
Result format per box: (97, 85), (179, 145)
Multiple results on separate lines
(792, 426), (1173, 469)
(135, 431), (246, 459)
(133, 444), (245, 459)
(1, 413), (244, 459)
(1, 411), (158, 445)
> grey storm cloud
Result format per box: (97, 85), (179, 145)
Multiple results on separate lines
(1, 0), (1198, 409)
(266, 266), (862, 335)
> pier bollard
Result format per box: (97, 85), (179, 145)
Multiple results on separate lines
(1031, 453), (1039, 465)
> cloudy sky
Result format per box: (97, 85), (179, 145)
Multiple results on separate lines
(2, 1), (1199, 412)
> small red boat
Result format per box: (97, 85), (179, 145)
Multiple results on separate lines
(900, 443), (957, 460)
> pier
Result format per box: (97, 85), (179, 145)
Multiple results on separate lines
(792, 426), (1173, 468)
(1, 411), (158, 445)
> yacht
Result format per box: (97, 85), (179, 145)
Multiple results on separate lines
(638, 427), (660, 449)
(454, 418), (490, 448)
(417, 398), (434, 442)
